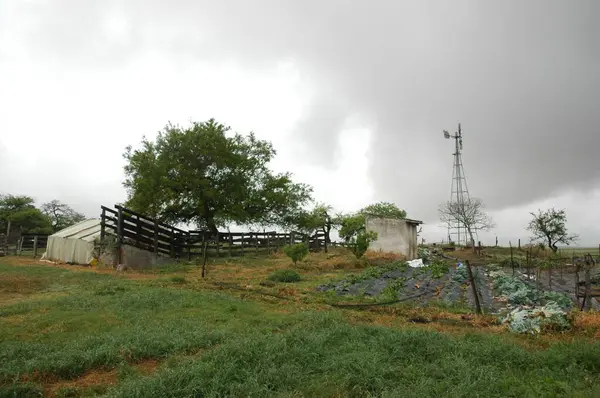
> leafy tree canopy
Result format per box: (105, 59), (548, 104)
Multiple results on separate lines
(0, 194), (52, 235)
(41, 200), (86, 232)
(527, 208), (578, 253)
(123, 119), (313, 233)
(339, 201), (406, 242)
(284, 203), (341, 243)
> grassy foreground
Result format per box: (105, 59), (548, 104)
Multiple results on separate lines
(1, 258), (600, 397)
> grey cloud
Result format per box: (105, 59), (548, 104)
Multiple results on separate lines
(5, 0), (600, 223)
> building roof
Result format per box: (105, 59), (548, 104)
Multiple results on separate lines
(363, 214), (423, 225)
(50, 219), (104, 242)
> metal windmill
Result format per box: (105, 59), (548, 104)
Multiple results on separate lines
(443, 123), (476, 246)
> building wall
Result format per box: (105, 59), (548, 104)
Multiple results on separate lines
(365, 217), (419, 260)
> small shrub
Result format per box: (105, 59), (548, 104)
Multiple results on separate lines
(170, 276), (187, 284)
(282, 243), (309, 265)
(349, 231), (378, 259)
(268, 269), (301, 283)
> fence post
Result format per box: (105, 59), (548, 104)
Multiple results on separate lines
(153, 220), (158, 255)
(215, 232), (220, 257)
(187, 232), (192, 261)
(170, 227), (175, 258)
(240, 233), (244, 256)
(135, 215), (141, 247)
(100, 208), (106, 242)
(228, 233), (233, 257)
(255, 233), (259, 253)
(267, 232), (271, 254)
(32, 235), (38, 259)
(509, 241), (515, 276)
(518, 239), (521, 250)
(117, 207), (123, 264)
(465, 260), (482, 315)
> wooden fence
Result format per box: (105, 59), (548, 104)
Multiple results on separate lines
(100, 204), (330, 261)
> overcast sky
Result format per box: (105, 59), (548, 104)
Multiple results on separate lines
(1, 0), (599, 246)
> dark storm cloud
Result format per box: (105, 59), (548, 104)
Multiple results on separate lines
(10, 0), (600, 220)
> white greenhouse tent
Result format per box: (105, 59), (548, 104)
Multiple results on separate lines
(43, 219), (106, 265)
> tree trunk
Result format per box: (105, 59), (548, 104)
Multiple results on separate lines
(548, 237), (558, 253)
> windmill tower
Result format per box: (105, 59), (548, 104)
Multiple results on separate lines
(443, 123), (476, 246)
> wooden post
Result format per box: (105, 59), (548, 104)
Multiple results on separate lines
(117, 207), (123, 264)
(324, 232), (328, 253)
(509, 241), (515, 276)
(525, 248), (531, 280)
(582, 254), (595, 311)
(201, 240), (208, 278)
(255, 233), (259, 253)
(187, 232), (192, 261)
(100, 208), (106, 242)
(465, 260), (482, 315)
(228, 233), (233, 257)
(135, 215), (141, 247)
(215, 232), (220, 257)
(518, 239), (521, 250)
(575, 257), (581, 309)
(32, 235), (38, 258)
(240, 233), (244, 256)
(153, 220), (158, 254)
(201, 233), (206, 260)
(267, 232), (271, 254)
(170, 227), (175, 258)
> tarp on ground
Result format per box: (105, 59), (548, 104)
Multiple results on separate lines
(44, 219), (102, 265)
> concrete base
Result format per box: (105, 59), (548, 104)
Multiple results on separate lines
(99, 244), (177, 270)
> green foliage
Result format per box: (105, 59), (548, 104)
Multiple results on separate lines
(285, 203), (340, 243)
(282, 243), (309, 264)
(339, 202), (406, 242)
(0, 194), (52, 235)
(491, 272), (572, 310)
(170, 276), (187, 284)
(122, 119), (312, 232)
(267, 269), (301, 283)
(503, 303), (571, 334)
(360, 201), (407, 219)
(41, 200), (85, 232)
(527, 208), (578, 252)
(349, 230), (377, 259)
(426, 260), (450, 279)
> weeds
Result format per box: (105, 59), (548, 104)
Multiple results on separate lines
(267, 269), (301, 283)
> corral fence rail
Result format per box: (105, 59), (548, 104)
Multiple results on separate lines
(100, 204), (333, 261)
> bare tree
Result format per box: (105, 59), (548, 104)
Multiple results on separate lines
(438, 198), (495, 248)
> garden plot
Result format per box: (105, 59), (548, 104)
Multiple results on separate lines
(487, 267), (575, 334)
(317, 261), (497, 311)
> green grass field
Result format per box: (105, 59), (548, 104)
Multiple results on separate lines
(2, 255), (600, 397)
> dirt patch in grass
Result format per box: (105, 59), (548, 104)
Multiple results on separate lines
(40, 358), (162, 397)
(44, 368), (118, 397)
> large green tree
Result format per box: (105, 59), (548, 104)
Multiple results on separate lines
(0, 194), (52, 236)
(339, 201), (407, 242)
(123, 119), (312, 233)
(41, 200), (86, 232)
